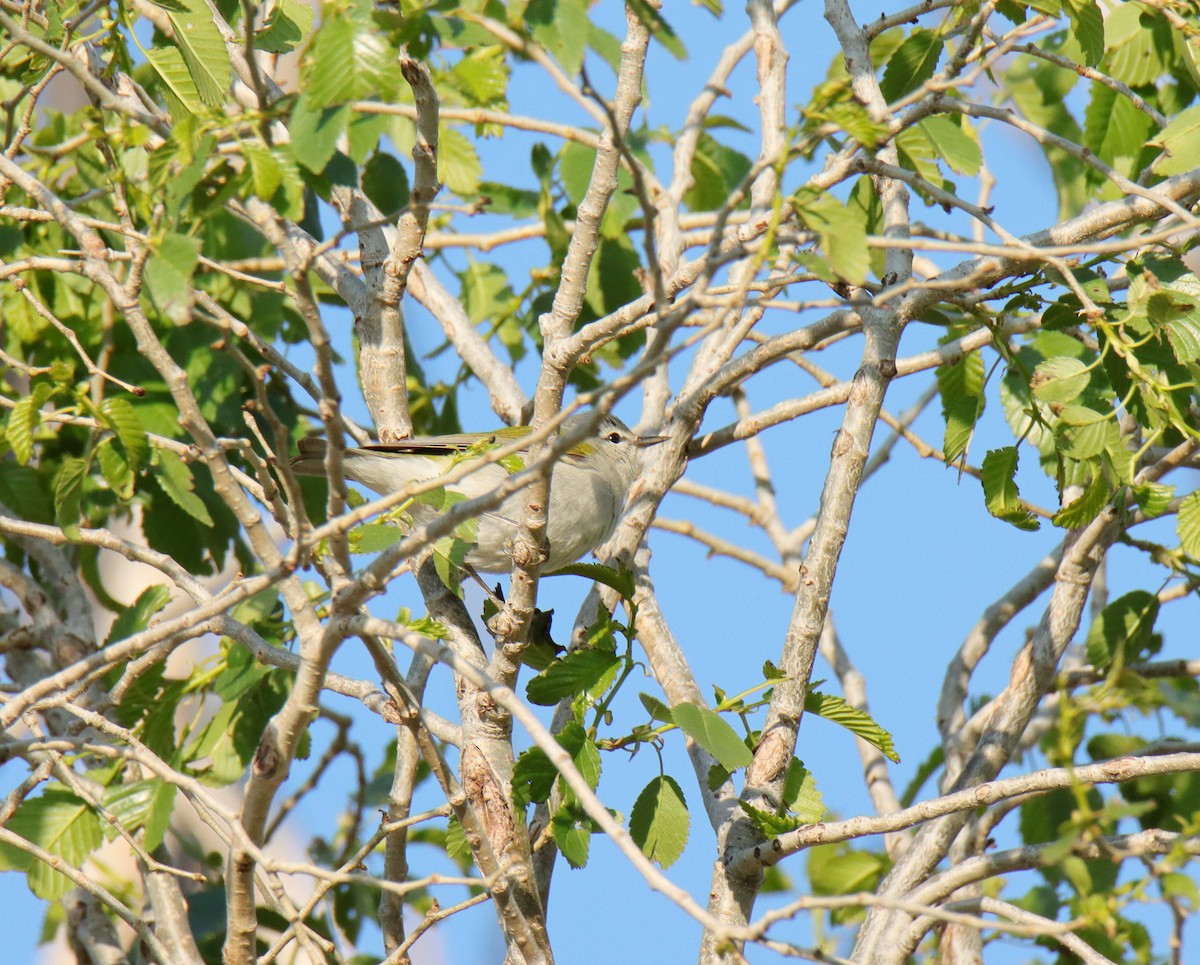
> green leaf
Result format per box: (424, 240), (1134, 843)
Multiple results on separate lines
(673, 703), (753, 770)
(289, 99), (350, 174)
(361, 152), (411, 216)
(880, 30), (942, 102)
(686, 133), (753, 213)
(106, 584), (172, 645)
(791, 190), (869, 286)
(97, 438), (134, 499)
(1179, 491), (1200, 560)
(919, 116), (981, 176)
(103, 780), (177, 852)
(981, 447), (1039, 531)
(551, 807), (591, 869)
(639, 692), (674, 723)
(255, 0), (314, 54)
(512, 746), (558, 807)
(556, 722), (602, 792)
(782, 759), (826, 822)
(627, 0), (686, 59)
(450, 46), (510, 109)
(144, 232), (202, 323)
(163, 0), (232, 107)
(551, 561), (636, 598)
(526, 0), (589, 75)
(439, 126), (482, 196)
(808, 845), (888, 897)
(101, 397), (149, 472)
(1151, 105), (1200, 177)
(302, 12), (397, 107)
(0, 787), (102, 900)
(1085, 590), (1160, 671)
(1082, 83), (1153, 174)
(6, 393), (39, 465)
(155, 449), (213, 525)
(937, 351), (985, 464)
(445, 816), (471, 861)
(1063, 0), (1105, 67)
(1031, 356), (1090, 404)
(146, 46), (204, 115)
(805, 691), (899, 763)
(629, 775), (689, 868)
(55, 455), (89, 535)
(349, 522), (404, 554)
(1132, 482), (1174, 519)
(740, 800), (803, 836)
(1052, 474), (1111, 529)
(511, 723), (601, 808)
(526, 647), (620, 705)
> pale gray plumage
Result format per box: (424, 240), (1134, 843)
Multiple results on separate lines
(292, 412), (665, 572)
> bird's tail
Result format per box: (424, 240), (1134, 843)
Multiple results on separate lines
(290, 437), (328, 477)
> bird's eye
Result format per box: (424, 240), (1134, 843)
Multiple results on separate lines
(607, 432), (622, 444)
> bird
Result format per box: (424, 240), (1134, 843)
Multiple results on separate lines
(291, 412), (667, 572)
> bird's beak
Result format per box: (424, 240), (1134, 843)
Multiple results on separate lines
(634, 433), (669, 448)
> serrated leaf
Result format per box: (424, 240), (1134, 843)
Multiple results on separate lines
(302, 13), (396, 107)
(349, 522), (404, 554)
(1132, 482), (1174, 519)
(673, 703), (753, 770)
(805, 691), (899, 763)
(1085, 590), (1160, 671)
(1083, 84), (1152, 174)
(937, 352), (985, 464)
(155, 449), (213, 525)
(144, 232), (201, 322)
(1063, 0), (1104, 67)
(445, 816), (471, 860)
(808, 846), (887, 896)
(740, 801), (803, 836)
(782, 759), (825, 822)
(513, 747), (557, 807)
(101, 397), (149, 471)
(146, 45), (204, 114)
(439, 126), (482, 196)
(791, 190), (868, 286)
(1031, 356), (1090, 403)
(6, 393), (39, 465)
(551, 561), (635, 598)
(639, 692), (674, 723)
(103, 780), (177, 852)
(106, 584), (172, 645)
(686, 133), (752, 213)
(255, 0), (313, 54)
(527, 0), (589, 74)
(1179, 491), (1200, 560)
(1151, 105), (1200, 177)
(164, 0), (232, 107)
(555, 722), (602, 791)
(919, 115), (981, 176)
(880, 30), (942, 102)
(627, 0), (686, 59)
(981, 447), (1039, 531)
(526, 648), (620, 706)
(1052, 473), (1111, 529)
(551, 807), (591, 869)
(361, 152), (410, 216)
(0, 787), (102, 900)
(55, 455), (89, 535)
(629, 775), (689, 868)
(1164, 316), (1200, 365)
(97, 438), (134, 499)
(289, 98), (350, 174)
